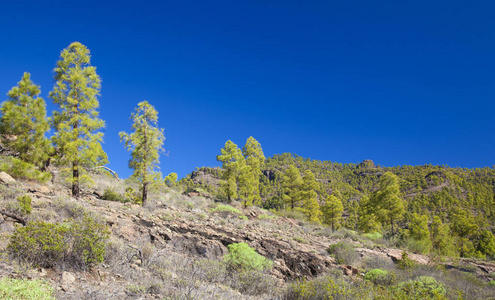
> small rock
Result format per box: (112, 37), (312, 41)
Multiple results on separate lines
(61, 271), (76, 290)
(0, 172), (15, 184)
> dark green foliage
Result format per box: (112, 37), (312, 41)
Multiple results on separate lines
(327, 242), (359, 265)
(223, 242), (272, 271)
(8, 215), (109, 269)
(17, 195), (32, 215)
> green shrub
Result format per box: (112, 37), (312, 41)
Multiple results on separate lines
(327, 242), (360, 265)
(293, 236), (308, 244)
(224, 242), (272, 271)
(395, 276), (447, 299)
(102, 188), (124, 202)
(210, 204), (242, 216)
(285, 276), (382, 300)
(363, 232), (383, 241)
(488, 280), (495, 287)
(396, 252), (415, 270)
(258, 213), (277, 220)
(17, 194), (32, 215)
(0, 277), (54, 300)
(0, 157), (51, 183)
(364, 268), (396, 286)
(8, 215), (109, 269)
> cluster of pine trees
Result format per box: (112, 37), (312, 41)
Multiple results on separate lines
(180, 149), (495, 259)
(0, 42), (166, 204)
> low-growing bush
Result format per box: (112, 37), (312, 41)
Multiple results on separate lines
(0, 157), (51, 183)
(365, 268), (396, 286)
(395, 276), (447, 299)
(274, 209), (306, 222)
(102, 188), (125, 202)
(327, 242), (360, 265)
(284, 276), (383, 300)
(8, 215), (110, 269)
(363, 232), (383, 241)
(210, 204), (242, 217)
(0, 277), (54, 300)
(397, 252), (416, 270)
(224, 242), (273, 271)
(17, 194), (32, 215)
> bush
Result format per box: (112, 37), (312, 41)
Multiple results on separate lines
(365, 268), (396, 286)
(17, 194), (32, 215)
(395, 276), (447, 299)
(223, 242), (272, 271)
(363, 232), (383, 241)
(284, 276), (381, 300)
(0, 277), (54, 300)
(327, 242), (360, 265)
(102, 188), (125, 202)
(8, 215), (109, 269)
(0, 157), (51, 183)
(210, 204), (242, 217)
(396, 252), (415, 270)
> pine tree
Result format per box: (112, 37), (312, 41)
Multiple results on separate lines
(217, 140), (245, 202)
(120, 101), (165, 205)
(164, 172), (178, 187)
(50, 42), (108, 197)
(322, 192), (344, 231)
(408, 213), (432, 254)
(476, 230), (495, 258)
(239, 136), (265, 207)
(431, 216), (456, 256)
(371, 172), (405, 234)
(301, 170), (322, 224)
(0, 72), (51, 168)
(357, 195), (382, 233)
(281, 164), (303, 209)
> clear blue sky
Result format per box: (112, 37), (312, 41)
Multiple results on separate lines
(1, 0), (494, 178)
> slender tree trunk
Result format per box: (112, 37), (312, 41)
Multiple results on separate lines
(142, 181), (148, 205)
(391, 217), (394, 235)
(72, 161), (79, 198)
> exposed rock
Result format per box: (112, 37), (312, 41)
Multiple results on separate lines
(0, 172), (15, 184)
(61, 271), (76, 291)
(340, 265), (361, 276)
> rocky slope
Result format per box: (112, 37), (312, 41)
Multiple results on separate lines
(0, 173), (494, 299)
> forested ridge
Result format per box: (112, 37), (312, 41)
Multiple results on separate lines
(180, 152), (495, 259)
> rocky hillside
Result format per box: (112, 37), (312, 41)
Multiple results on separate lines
(1, 170), (495, 299)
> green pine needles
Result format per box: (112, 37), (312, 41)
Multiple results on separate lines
(50, 42), (108, 197)
(120, 101), (165, 205)
(0, 72), (51, 168)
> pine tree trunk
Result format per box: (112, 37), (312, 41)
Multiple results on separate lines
(72, 162), (80, 198)
(142, 181), (148, 205)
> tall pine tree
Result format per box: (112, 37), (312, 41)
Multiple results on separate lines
(370, 172), (405, 234)
(281, 164), (303, 210)
(217, 140), (245, 202)
(120, 101), (165, 205)
(50, 42), (108, 197)
(322, 192), (344, 231)
(239, 136), (265, 207)
(0, 72), (51, 168)
(301, 170), (322, 224)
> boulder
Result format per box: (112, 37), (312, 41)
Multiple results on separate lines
(0, 172), (15, 184)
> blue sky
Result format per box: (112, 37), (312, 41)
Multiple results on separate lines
(1, 0), (494, 178)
